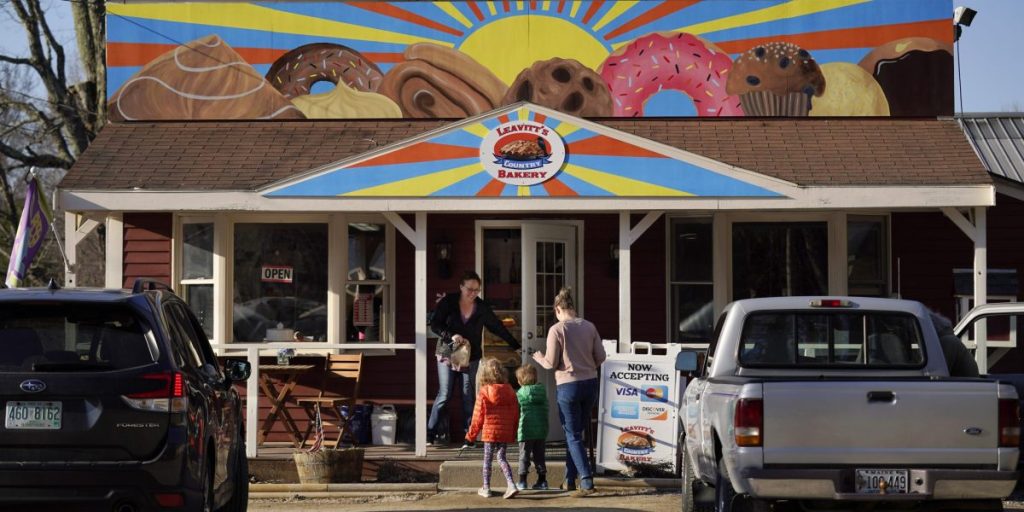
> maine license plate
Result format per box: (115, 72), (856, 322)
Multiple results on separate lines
(5, 401), (61, 430)
(855, 469), (908, 494)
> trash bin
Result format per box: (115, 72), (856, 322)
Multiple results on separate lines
(371, 404), (397, 445)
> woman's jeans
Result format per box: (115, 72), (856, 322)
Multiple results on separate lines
(427, 359), (479, 438)
(556, 377), (599, 486)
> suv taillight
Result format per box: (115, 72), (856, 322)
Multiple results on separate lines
(735, 398), (763, 447)
(999, 398), (1020, 448)
(122, 372), (187, 413)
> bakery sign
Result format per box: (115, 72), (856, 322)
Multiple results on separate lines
(597, 355), (681, 473)
(480, 120), (565, 186)
(260, 265), (293, 283)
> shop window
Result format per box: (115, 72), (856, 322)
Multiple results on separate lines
(669, 218), (713, 343)
(346, 222), (390, 343)
(233, 223), (328, 342)
(180, 222), (214, 338)
(732, 222), (827, 299)
(848, 217), (889, 297)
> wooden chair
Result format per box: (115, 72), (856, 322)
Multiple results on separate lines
(296, 354), (363, 448)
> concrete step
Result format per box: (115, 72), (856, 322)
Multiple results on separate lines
(439, 460), (568, 491)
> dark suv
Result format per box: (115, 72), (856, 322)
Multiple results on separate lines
(0, 280), (251, 511)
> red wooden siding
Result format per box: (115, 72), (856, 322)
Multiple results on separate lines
(122, 213), (172, 289)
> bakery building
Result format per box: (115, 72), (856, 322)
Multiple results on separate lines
(60, 1), (1017, 456)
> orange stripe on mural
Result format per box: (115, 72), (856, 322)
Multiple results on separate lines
(543, 178), (579, 197)
(477, 179), (506, 196)
(107, 42), (405, 67)
(582, 0), (605, 24)
(502, 0), (511, 12)
(467, 1), (485, 20)
(533, 113), (547, 124)
(498, 114), (510, 123)
(715, 19), (954, 54)
(568, 135), (666, 158)
(345, 2), (463, 37)
(107, 42), (288, 67)
(557, 0), (566, 14)
(530, 0), (537, 10)
(605, 0), (700, 41)
(350, 143), (478, 168)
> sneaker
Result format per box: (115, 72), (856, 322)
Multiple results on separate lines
(516, 477), (528, 490)
(503, 486), (519, 499)
(531, 479), (549, 490)
(560, 479), (577, 491)
(572, 487), (595, 498)
(477, 487), (491, 498)
(459, 440), (476, 450)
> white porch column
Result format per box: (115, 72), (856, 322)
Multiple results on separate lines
(941, 206), (988, 371)
(384, 212), (428, 457)
(617, 211), (664, 353)
(104, 213), (123, 289)
(618, 212), (631, 353)
(327, 214), (345, 344)
(973, 207), (988, 371)
(64, 212), (82, 287)
(213, 214), (231, 347)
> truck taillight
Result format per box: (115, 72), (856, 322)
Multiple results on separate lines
(735, 398), (763, 447)
(999, 399), (1020, 448)
(123, 372), (187, 413)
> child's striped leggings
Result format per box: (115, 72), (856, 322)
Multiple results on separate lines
(482, 442), (515, 488)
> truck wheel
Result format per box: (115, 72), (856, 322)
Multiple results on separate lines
(714, 460), (738, 512)
(682, 444), (712, 512)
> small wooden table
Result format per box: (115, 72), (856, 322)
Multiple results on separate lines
(257, 364), (316, 447)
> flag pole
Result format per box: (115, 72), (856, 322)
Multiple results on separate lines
(28, 167), (71, 280)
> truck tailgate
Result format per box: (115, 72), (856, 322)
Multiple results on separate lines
(763, 380), (1000, 466)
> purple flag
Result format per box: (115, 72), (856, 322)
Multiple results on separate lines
(5, 177), (51, 287)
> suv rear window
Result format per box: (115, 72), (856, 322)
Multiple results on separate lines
(738, 311), (925, 368)
(0, 303), (156, 372)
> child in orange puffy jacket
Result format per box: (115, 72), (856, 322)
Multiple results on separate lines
(466, 357), (521, 499)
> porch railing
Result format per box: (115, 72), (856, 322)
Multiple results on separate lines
(210, 342), (417, 458)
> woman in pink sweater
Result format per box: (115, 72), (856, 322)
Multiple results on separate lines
(531, 287), (606, 496)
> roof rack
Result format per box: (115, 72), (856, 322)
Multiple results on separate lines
(131, 278), (173, 294)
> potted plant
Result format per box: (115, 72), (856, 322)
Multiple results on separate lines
(293, 404), (364, 484)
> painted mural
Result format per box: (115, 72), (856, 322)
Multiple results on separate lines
(106, 0), (954, 120)
(264, 105), (785, 197)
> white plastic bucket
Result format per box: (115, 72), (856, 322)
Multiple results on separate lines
(371, 404), (397, 445)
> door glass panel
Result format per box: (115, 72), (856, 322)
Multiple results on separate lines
(535, 241), (567, 337)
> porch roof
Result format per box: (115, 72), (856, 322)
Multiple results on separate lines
(62, 117), (988, 192)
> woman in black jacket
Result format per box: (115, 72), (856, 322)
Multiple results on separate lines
(428, 270), (520, 447)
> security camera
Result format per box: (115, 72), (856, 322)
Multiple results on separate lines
(954, 6), (977, 26)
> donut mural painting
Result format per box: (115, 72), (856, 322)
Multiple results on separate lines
(107, 1), (954, 119)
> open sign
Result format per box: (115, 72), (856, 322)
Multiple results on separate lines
(261, 265), (293, 283)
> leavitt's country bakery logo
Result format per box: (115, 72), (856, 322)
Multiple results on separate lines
(481, 120), (566, 186)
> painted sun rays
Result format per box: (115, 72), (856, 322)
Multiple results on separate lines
(264, 106), (784, 198)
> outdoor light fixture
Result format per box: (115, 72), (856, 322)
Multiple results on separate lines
(953, 6), (977, 42)
(436, 241), (453, 279)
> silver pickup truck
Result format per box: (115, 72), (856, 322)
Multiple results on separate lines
(677, 296), (1020, 512)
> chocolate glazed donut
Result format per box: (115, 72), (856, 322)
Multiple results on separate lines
(266, 42), (384, 99)
(379, 43), (507, 118)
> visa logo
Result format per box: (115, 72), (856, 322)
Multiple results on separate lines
(615, 387), (639, 396)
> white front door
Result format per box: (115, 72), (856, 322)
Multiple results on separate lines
(522, 222), (577, 441)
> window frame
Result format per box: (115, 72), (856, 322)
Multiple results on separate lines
(174, 216), (216, 341)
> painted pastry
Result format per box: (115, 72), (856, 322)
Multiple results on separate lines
(858, 37), (953, 117)
(107, 35), (304, 121)
(617, 431), (654, 450)
(726, 42), (826, 116)
(266, 42), (384, 99)
(599, 32), (743, 117)
(290, 82), (402, 118)
(810, 62), (890, 117)
(503, 57), (613, 117)
(379, 43), (507, 118)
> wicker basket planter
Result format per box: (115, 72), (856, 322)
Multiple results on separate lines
(293, 448), (364, 484)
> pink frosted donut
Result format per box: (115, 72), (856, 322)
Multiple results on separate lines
(599, 32), (744, 117)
